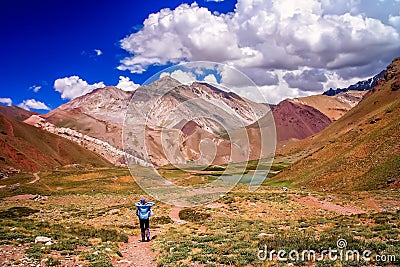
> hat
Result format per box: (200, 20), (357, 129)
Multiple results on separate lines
(140, 198), (146, 204)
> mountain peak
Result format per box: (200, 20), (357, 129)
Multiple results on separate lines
(383, 57), (400, 84)
(324, 70), (385, 96)
(86, 86), (132, 97)
(152, 75), (182, 87)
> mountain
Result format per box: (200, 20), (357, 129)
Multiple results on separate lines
(44, 86), (131, 149)
(0, 107), (111, 172)
(272, 57), (400, 191)
(271, 99), (332, 141)
(0, 105), (38, 121)
(292, 90), (367, 121)
(324, 70), (385, 96)
(29, 76), (354, 167)
(123, 77), (271, 166)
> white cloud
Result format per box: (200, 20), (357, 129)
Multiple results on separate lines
(160, 70), (197, 84)
(0, 98), (12, 106)
(18, 99), (50, 111)
(116, 76), (140, 91)
(118, 0), (400, 103)
(205, 0), (225, 2)
(389, 15), (400, 28)
(119, 3), (242, 73)
(54, 76), (105, 100)
(94, 49), (103, 56)
(203, 74), (218, 84)
(29, 85), (41, 93)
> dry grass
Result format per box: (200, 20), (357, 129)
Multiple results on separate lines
(1, 168), (399, 266)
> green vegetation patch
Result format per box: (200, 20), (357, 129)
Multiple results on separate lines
(0, 207), (39, 219)
(179, 208), (211, 222)
(155, 210), (400, 267)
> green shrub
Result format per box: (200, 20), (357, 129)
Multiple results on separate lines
(179, 208), (210, 222)
(0, 207), (39, 219)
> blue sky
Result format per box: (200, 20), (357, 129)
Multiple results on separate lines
(0, 0), (236, 112)
(1, 0), (400, 112)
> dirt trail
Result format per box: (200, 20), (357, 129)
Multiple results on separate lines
(292, 195), (364, 215)
(25, 172), (55, 191)
(113, 235), (158, 267)
(169, 206), (187, 224)
(114, 207), (185, 267)
(27, 172), (40, 184)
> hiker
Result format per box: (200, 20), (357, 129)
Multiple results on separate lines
(135, 198), (155, 242)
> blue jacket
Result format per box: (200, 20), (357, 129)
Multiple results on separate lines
(135, 202), (154, 220)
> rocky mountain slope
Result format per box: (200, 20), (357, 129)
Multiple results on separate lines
(123, 76), (272, 166)
(44, 86), (130, 149)
(0, 105), (38, 121)
(324, 70), (385, 96)
(0, 108), (111, 172)
(271, 99), (332, 141)
(24, 115), (150, 167)
(26, 76), (365, 167)
(292, 90), (367, 121)
(272, 57), (400, 191)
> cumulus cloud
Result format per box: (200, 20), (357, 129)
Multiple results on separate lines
(54, 76), (105, 100)
(29, 85), (41, 93)
(119, 3), (242, 73)
(283, 69), (328, 92)
(203, 74), (218, 84)
(18, 99), (50, 111)
(118, 0), (400, 102)
(389, 15), (400, 28)
(160, 70), (197, 84)
(0, 98), (12, 106)
(116, 76), (140, 91)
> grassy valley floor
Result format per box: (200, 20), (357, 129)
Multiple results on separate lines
(0, 167), (399, 266)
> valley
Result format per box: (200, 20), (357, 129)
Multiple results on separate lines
(0, 58), (399, 266)
(0, 167), (399, 266)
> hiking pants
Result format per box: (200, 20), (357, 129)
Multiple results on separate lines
(139, 219), (149, 233)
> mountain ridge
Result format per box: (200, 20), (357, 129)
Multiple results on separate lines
(324, 70), (385, 96)
(272, 57), (400, 191)
(0, 109), (111, 172)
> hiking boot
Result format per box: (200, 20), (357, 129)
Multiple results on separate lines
(141, 232), (145, 242)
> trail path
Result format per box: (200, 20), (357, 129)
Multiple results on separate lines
(292, 195), (364, 215)
(169, 206), (187, 224)
(27, 172), (40, 184)
(114, 207), (185, 267)
(26, 172), (54, 191)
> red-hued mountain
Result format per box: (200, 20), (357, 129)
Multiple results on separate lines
(25, 76), (351, 167)
(44, 86), (131, 149)
(272, 57), (400, 191)
(292, 90), (367, 121)
(0, 105), (38, 121)
(0, 107), (111, 172)
(272, 99), (332, 142)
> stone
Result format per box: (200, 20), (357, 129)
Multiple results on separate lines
(34, 236), (51, 244)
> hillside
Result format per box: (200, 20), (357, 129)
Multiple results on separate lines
(0, 109), (111, 172)
(292, 90), (367, 121)
(272, 57), (400, 191)
(324, 70), (385, 96)
(44, 86), (130, 149)
(272, 99), (332, 141)
(0, 105), (38, 121)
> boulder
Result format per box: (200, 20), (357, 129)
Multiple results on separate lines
(34, 236), (51, 244)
